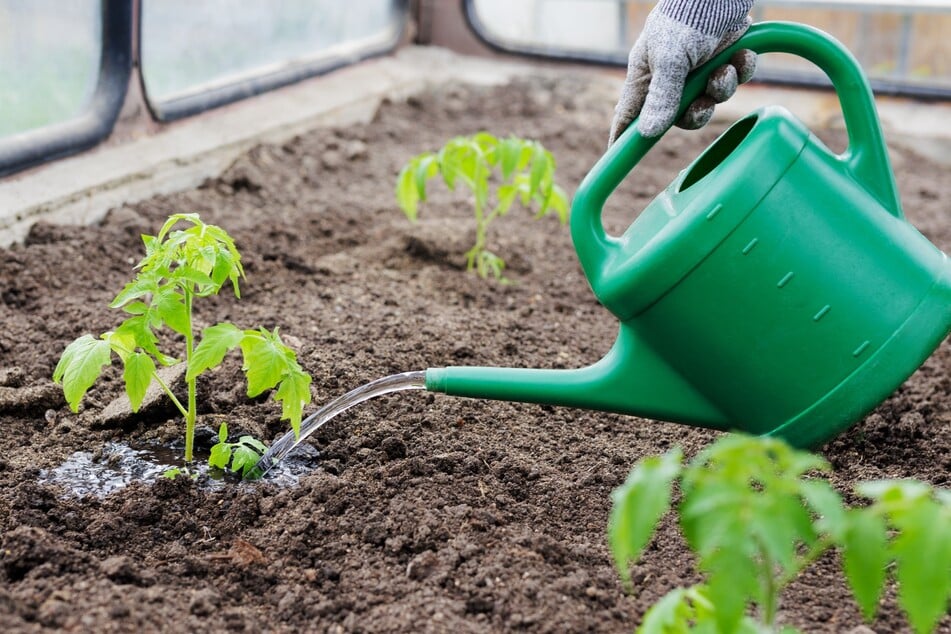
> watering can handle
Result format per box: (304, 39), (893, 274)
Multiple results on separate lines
(572, 21), (902, 275)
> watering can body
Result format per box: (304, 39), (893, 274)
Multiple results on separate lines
(426, 22), (951, 448)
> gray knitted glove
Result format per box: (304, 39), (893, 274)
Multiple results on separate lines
(609, 0), (758, 144)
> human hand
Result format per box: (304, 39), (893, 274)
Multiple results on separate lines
(608, 1), (758, 145)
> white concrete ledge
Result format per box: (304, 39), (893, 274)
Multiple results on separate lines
(1, 45), (947, 246)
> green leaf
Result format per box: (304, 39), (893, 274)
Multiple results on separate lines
(858, 479), (931, 507)
(498, 138), (522, 181)
(545, 185), (570, 224)
(274, 368), (312, 438)
(122, 301), (149, 316)
(209, 442), (232, 470)
(529, 144), (548, 198)
(211, 248), (242, 297)
(704, 548), (759, 634)
(239, 329), (290, 397)
(238, 435), (267, 454)
(889, 498), (951, 634)
(231, 438), (267, 476)
(679, 482), (750, 559)
(472, 131), (498, 155)
(475, 250), (507, 281)
(495, 184), (519, 217)
(188, 322), (244, 381)
(156, 213), (201, 242)
(841, 507), (888, 621)
(414, 154), (438, 202)
(608, 447), (683, 587)
(755, 492), (817, 572)
(153, 285), (189, 336)
(53, 335), (113, 412)
(171, 265), (215, 292)
(799, 479), (847, 541)
(103, 329), (137, 362)
(396, 163), (420, 221)
(218, 422), (228, 443)
(114, 316), (177, 366)
(110, 272), (159, 309)
(122, 352), (156, 412)
(637, 587), (691, 634)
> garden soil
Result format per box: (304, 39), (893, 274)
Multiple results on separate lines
(0, 75), (948, 633)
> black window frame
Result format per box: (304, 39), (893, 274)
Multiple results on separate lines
(462, 0), (951, 100)
(0, 0), (133, 178)
(139, 0), (410, 122)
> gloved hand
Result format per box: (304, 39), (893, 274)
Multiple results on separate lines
(608, 0), (758, 145)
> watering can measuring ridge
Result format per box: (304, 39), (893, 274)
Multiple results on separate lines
(424, 22), (951, 448)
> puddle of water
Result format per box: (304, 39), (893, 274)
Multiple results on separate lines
(39, 441), (316, 498)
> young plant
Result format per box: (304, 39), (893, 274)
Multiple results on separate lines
(209, 422), (267, 478)
(608, 434), (951, 634)
(395, 132), (569, 281)
(53, 213), (311, 466)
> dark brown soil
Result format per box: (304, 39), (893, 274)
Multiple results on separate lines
(0, 76), (948, 633)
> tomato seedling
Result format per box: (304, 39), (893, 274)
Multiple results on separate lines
(209, 422), (267, 478)
(396, 132), (568, 281)
(609, 434), (951, 634)
(54, 213), (311, 467)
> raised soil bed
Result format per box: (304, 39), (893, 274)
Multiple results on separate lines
(0, 76), (948, 632)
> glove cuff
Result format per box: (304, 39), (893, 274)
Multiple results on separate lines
(658, 0), (755, 36)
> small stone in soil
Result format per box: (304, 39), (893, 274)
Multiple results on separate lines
(97, 363), (187, 427)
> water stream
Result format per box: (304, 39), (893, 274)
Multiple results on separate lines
(39, 371), (427, 495)
(245, 370), (427, 479)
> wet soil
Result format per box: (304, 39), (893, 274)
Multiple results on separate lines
(0, 75), (948, 633)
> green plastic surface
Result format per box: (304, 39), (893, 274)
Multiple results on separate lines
(425, 22), (951, 448)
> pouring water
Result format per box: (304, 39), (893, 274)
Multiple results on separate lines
(246, 371), (427, 479)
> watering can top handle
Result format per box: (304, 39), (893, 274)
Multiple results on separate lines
(573, 21), (902, 261)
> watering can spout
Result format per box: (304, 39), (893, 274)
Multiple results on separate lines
(425, 325), (730, 429)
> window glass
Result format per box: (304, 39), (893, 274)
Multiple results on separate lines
(469, 0), (632, 56)
(467, 0), (951, 96)
(141, 0), (401, 106)
(0, 1), (102, 137)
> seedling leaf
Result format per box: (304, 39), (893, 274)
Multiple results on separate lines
(890, 497), (951, 634)
(209, 424), (268, 477)
(529, 144), (547, 198)
(499, 137), (521, 180)
(153, 285), (189, 336)
(123, 352), (156, 412)
(275, 368), (312, 438)
(240, 329), (290, 397)
(189, 322), (244, 381)
(842, 507), (888, 621)
(608, 447), (682, 587)
(396, 164), (420, 221)
(209, 442), (232, 470)
(231, 436), (268, 476)
(54, 335), (113, 412)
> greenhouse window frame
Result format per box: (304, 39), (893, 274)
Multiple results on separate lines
(0, 0), (133, 178)
(139, 0), (411, 122)
(462, 0), (951, 100)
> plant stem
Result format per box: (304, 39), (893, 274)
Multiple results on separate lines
(760, 547), (779, 629)
(151, 371), (188, 419)
(183, 291), (197, 462)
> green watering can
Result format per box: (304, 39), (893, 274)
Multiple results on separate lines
(425, 22), (951, 448)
